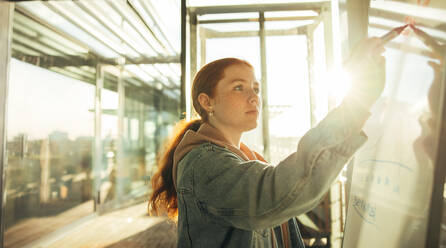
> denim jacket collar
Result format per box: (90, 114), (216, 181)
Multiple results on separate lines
(172, 122), (266, 189)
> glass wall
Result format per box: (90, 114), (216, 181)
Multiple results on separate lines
(343, 2), (446, 247)
(198, 14), (315, 164)
(97, 72), (180, 211)
(265, 35), (311, 165)
(97, 73), (119, 207)
(4, 59), (96, 248)
(3, 1), (182, 246)
(3, 58), (181, 247)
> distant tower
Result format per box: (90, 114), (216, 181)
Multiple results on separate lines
(39, 138), (50, 203)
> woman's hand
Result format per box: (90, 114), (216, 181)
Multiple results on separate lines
(344, 37), (387, 110)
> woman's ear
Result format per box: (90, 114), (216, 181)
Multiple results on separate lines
(198, 93), (213, 112)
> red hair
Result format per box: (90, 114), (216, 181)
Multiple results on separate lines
(149, 58), (253, 220)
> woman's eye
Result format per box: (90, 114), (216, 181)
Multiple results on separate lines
(254, 88), (260, 94)
(234, 85), (243, 91)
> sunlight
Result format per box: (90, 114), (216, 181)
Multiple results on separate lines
(325, 66), (352, 106)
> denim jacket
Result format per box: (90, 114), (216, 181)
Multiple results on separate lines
(175, 97), (369, 247)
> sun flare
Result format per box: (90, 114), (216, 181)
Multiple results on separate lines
(326, 67), (352, 105)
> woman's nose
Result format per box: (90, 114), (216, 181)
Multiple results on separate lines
(248, 90), (259, 105)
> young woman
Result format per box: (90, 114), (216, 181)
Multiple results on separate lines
(149, 37), (386, 247)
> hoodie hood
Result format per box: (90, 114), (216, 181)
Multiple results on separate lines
(172, 122), (266, 189)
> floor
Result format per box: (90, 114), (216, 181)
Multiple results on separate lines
(5, 201), (93, 248)
(6, 202), (177, 248)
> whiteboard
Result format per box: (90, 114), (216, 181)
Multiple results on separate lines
(343, 31), (444, 247)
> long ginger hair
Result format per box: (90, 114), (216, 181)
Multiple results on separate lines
(148, 58), (253, 220)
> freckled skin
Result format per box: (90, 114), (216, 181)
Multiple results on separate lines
(209, 64), (261, 135)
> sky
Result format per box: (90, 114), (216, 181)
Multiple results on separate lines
(7, 59), (120, 140)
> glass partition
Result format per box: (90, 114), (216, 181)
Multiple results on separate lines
(343, 5), (446, 246)
(97, 73), (119, 206)
(4, 59), (95, 248)
(3, 0), (181, 246)
(265, 35), (311, 165)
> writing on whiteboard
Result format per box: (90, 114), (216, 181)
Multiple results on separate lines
(352, 195), (377, 227)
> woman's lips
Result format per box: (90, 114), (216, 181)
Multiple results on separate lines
(246, 109), (259, 115)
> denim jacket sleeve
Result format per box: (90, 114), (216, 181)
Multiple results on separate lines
(179, 98), (369, 231)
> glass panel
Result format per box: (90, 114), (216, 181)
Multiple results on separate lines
(98, 73), (180, 210)
(343, 21), (445, 248)
(311, 22), (329, 122)
(188, 0), (328, 7)
(98, 73), (119, 206)
(5, 59), (95, 247)
(145, 0), (181, 54)
(128, 0), (176, 55)
(266, 35), (311, 165)
(121, 86), (149, 199)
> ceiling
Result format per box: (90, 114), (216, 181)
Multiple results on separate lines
(11, 0), (182, 104)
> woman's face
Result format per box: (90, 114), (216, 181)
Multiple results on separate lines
(209, 64), (260, 132)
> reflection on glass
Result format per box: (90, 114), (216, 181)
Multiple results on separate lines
(343, 27), (444, 248)
(5, 59), (95, 247)
(99, 80), (119, 205)
(98, 77), (179, 210)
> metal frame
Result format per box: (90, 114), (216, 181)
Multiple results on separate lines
(343, 0), (371, 216)
(200, 26), (307, 39)
(187, 3), (331, 160)
(425, 51), (446, 247)
(189, 12), (198, 94)
(198, 16), (317, 24)
(199, 28), (207, 68)
(181, 0), (186, 118)
(345, 0), (370, 52)
(127, 0), (176, 54)
(0, 3), (14, 247)
(322, 5), (335, 110)
(306, 26), (317, 127)
(186, 5), (342, 242)
(259, 11), (270, 161)
(93, 63), (103, 211)
(189, 2), (329, 15)
(116, 66), (125, 202)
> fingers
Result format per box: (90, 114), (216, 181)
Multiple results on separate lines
(427, 60), (441, 70)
